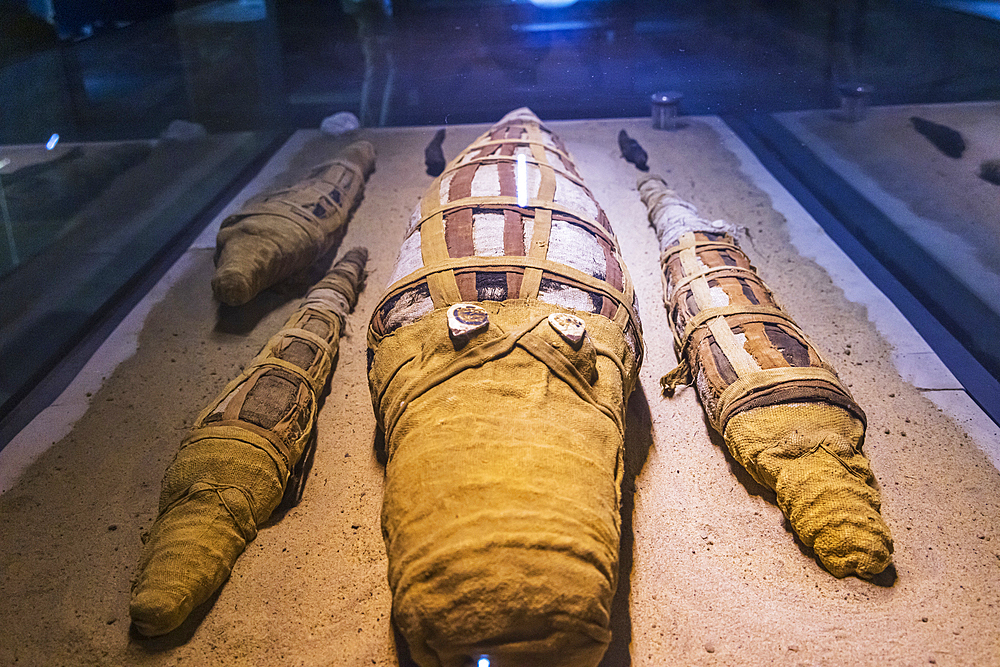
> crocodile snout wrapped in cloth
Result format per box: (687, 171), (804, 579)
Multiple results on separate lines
(130, 248), (368, 636)
(367, 108), (643, 667)
(638, 174), (892, 579)
(212, 141), (375, 306)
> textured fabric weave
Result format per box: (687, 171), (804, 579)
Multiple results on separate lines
(371, 302), (635, 667)
(369, 109), (642, 666)
(639, 174), (892, 578)
(213, 141), (375, 306)
(130, 249), (368, 636)
(370, 108), (641, 362)
(725, 403), (892, 577)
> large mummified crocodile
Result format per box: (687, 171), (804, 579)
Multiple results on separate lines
(130, 248), (368, 637)
(367, 108), (643, 667)
(639, 174), (892, 579)
(212, 141), (375, 306)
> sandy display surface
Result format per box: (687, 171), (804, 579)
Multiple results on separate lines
(1, 117), (998, 666)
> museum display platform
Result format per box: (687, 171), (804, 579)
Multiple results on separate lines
(1, 115), (998, 666)
(731, 101), (1000, 424)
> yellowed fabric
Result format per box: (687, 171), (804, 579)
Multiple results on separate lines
(370, 300), (637, 667)
(639, 175), (891, 578)
(724, 402), (893, 578)
(130, 249), (368, 636)
(212, 142), (375, 306)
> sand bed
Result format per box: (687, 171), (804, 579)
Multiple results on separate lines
(1, 116), (998, 666)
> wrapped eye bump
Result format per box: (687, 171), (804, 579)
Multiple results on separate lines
(548, 312), (586, 345)
(448, 303), (490, 338)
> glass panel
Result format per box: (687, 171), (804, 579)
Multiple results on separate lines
(2, 0), (999, 428)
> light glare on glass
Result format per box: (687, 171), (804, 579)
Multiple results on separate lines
(477, 658), (490, 667)
(46, 134), (59, 150)
(529, 0), (579, 7)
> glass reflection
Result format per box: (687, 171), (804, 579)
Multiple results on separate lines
(1, 0), (999, 432)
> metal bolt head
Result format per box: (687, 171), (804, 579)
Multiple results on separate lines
(651, 91), (683, 105)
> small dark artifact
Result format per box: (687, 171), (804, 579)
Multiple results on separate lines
(424, 128), (446, 176)
(978, 159), (1000, 186)
(130, 248), (368, 636)
(910, 116), (965, 158)
(617, 129), (648, 170)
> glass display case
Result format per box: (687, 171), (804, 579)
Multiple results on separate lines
(1, 1), (998, 665)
